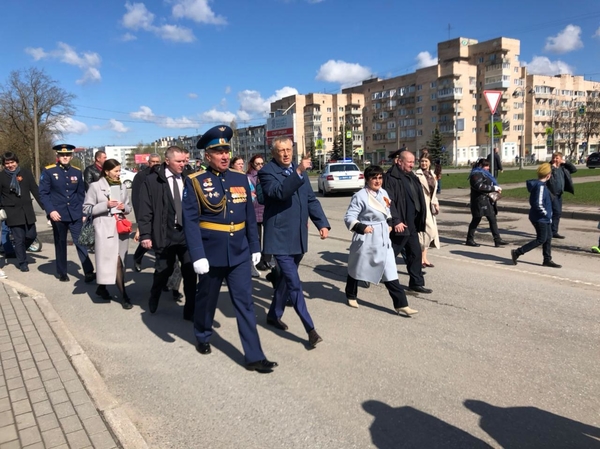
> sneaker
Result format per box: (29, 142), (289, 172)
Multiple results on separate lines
(591, 246), (600, 254)
(0, 270), (7, 279)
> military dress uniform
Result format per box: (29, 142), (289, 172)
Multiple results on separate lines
(182, 125), (274, 371)
(39, 145), (94, 282)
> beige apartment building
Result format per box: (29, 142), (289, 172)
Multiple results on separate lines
(269, 92), (365, 167)
(343, 36), (600, 165)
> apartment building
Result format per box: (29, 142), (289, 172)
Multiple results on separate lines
(344, 36), (599, 165)
(270, 92), (365, 164)
(232, 125), (267, 160)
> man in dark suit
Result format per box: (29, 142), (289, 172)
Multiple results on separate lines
(137, 146), (196, 320)
(384, 149), (432, 294)
(39, 144), (95, 282)
(182, 125), (277, 373)
(487, 147), (503, 179)
(258, 136), (330, 349)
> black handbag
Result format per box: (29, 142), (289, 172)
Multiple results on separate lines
(78, 213), (95, 247)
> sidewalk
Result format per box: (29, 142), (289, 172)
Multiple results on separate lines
(0, 281), (146, 448)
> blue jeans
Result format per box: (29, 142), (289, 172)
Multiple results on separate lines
(516, 221), (552, 262)
(1, 222), (15, 256)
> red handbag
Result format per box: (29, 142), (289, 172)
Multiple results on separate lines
(115, 214), (132, 235)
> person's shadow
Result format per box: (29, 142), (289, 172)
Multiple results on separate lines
(363, 400), (491, 448)
(464, 399), (600, 448)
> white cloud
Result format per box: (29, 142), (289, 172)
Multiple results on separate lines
(237, 110), (251, 121)
(524, 56), (574, 75)
(237, 86), (299, 117)
(130, 106), (197, 129)
(544, 25), (583, 54)
(315, 60), (371, 87)
(55, 117), (89, 135)
(130, 106), (155, 121)
(25, 42), (101, 84)
(108, 119), (130, 133)
(594, 27), (600, 38)
(122, 32), (137, 41)
(121, 2), (195, 43)
(201, 109), (236, 123)
(188, 92), (198, 99)
(171, 0), (227, 25)
(415, 51), (437, 69)
(224, 86), (231, 94)
(307, 0), (325, 3)
(156, 24), (195, 42)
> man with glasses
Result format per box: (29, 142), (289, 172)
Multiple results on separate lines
(39, 144), (95, 283)
(259, 137), (330, 349)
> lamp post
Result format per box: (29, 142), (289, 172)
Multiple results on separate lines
(512, 86), (535, 169)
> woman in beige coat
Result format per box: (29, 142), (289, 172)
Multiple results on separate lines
(83, 159), (132, 309)
(415, 156), (440, 267)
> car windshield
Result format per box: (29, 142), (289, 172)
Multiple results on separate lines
(329, 164), (359, 172)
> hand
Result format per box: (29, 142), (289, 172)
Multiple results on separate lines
(252, 252), (261, 266)
(49, 211), (61, 221)
(194, 258), (210, 275)
(364, 226), (374, 234)
(296, 154), (312, 174)
(141, 239), (152, 249)
(319, 228), (328, 239)
(394, 223), (407, 233)
(494, 186), (502, 192)
(116, 202), (125, 210)
(134, 229), (140, 242)
(107, 199), (119, 208)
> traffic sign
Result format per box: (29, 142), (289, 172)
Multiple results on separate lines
(483, 90), (503, 115)
(485, 122), (503, 137)
(579, 106), (586, 116)
(547, 137), (553, 147)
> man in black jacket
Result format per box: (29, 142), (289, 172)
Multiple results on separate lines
(383, 150), (432, 294)
(546, 152), (576, 239)
(137, 147), (196, 320)
(487, 147), (503, 179)
(83, 150), (106, 191)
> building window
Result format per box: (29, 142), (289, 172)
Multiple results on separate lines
(416, 96), (422, 102)
(327, 107), (332, 112)
(416, 107), (423, 114)
(417, 119), (423, 125)
(417, 84), (422, 91)
(431, 117), (437, 123)
(430, 93), (437, 100)
(417, 130), (423, 136)
(431, 105), (437, 112)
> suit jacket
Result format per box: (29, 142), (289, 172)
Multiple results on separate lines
(39, 163), (85, 222)
(258, 159), (330, 256)
(383, 164), (426, 236)
(0, 168), (42, 227)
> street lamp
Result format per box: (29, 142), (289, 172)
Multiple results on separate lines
(512, 87), (535, 169)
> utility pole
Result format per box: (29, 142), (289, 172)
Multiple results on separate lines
(33, 97), (40, 180)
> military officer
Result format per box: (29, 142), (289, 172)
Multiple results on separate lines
(182, 125), (278, 373)
(39, 144), (95, 282)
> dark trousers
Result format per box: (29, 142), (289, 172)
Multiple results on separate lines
(551, 194), (562, 235)
(10, 223), (37, 268)
(51, 219), (94, 277)
(256, 222), (272, 266)
(467, 214), (501, 242)
(133, 243), (148, 264)
(516, 222), (552, 262)
(194, 258), (265, 364)
(392, 233), (424, 288)
(150, 241), (196, 317)
(345, 275), (408, 308)
(268, 254), (314, 333)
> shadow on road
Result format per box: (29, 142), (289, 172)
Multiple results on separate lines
(450, 250), (512, 265)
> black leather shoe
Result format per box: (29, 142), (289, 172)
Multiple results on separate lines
(255, 261), (269, 271)
(122, 298), (133, 310)
(96, 286), (112, 300)
(465, 240), (480, 247)
(266, 317), (288, 331)
(553, 233), (565, 239)
(409, 286), (433, 294)
(20, 266), (29, 272)
(133, 260), (142, 272)
(149, 297), (159, 314)
(543, 260), (562, 268)
(196, 342), (211, 355)
(246, 359), (278, 373)
(58, 274), (70, 282)
(84, 272), (96, 283)
(308, 329), (323, 348)
(511, 250), (519, 265)
(172, 290), (183, 302)
(495, 239), (509, 247)
(265, 271), (276, 289)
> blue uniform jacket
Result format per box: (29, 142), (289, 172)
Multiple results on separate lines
(182, 168), (260, 267)
(526, 179), (552, 224)
(258, 159), (330, 255)
(39, 163), (85, 221)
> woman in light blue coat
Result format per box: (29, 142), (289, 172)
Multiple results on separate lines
(344, 165), (417, 317)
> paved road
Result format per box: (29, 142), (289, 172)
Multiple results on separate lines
(4, 196), (599, 448)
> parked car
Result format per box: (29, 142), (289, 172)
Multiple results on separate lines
(317, 163), (364, 196)
(120, 168), (137, 188)
(586, 152), (600, 168)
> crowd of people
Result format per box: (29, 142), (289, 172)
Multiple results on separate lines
(0, 131), (589, 372)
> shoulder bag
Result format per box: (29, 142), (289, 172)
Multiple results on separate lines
(78, 212), (95, 247)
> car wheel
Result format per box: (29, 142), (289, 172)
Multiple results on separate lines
(124, 180), (133, 188)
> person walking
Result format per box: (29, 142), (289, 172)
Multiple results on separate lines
(39, 144), (95, 283)
(259, 136), (330, 348)
(182, 125), (277, 373)
(0, 152), (43, 272)
(83, 159), (133, 308)
(415, 156), (440, 268)
(465, 159), (508, 248)
(83, 150), (107, 191)
(344, 165), (417, 316)
(487, 147), (503, 179)
(546, 152), (576, 239)
(511, 163), (561, 268)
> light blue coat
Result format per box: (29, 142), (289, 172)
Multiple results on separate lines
(344, 188), (397, 284)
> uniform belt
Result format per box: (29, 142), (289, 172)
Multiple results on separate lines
(199, 222), (245, 232)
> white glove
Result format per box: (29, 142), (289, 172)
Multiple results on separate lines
(252, 252), (261, 266)
(494, 186), (502, 192)
(193, 258), (210, 275)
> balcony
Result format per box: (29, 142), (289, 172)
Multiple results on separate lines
(437, 87), (463, 100)
(484, 79), (510, 90)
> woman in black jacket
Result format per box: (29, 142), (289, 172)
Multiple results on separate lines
(0, 152), (43, 271)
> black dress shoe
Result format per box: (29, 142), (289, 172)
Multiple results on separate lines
(553, 233), (566, 239)
(265, 271), (276, 289)
(255, 261), (269, 271)
(308, 329), (323, 348)
(543, 260), (562, 268)
(465, 240), (480, 247)
(266, 317), (288, 330)
(96, 286), (112, 300)
(246, 359), (278, 373)
(84, 272), (96, 283)
(511, 249), (519, 265)
(495, 239), (509, 247)
(20, 266), (29, 272)
(148, 297), (159, 313)
(172, 290), (183, 302)
(58, 274), (70, 282)
(196, 342), (211, 355)
(409, 286), (433, 294)
(122, 298), (133, 310)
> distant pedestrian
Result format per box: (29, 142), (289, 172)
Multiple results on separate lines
(415, 156), (440, 268)
(546, 152), (576, 239)
(511, 163), (561, 268)
(230, 156), (245, 172)
(487, 147), (503, 179)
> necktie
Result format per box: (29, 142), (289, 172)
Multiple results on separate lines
(172, 176), (183, 225)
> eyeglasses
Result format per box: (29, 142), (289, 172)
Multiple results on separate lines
(254, 162), (264, 167)
(277, 149), (292, 155)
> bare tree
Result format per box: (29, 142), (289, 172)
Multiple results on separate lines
(581, 90), (600, 156)
(0, 67), (76, 178)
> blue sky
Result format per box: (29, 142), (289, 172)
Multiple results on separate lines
(1, 0), (599, 147)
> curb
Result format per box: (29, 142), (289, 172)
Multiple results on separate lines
(2, 279), (149, 449)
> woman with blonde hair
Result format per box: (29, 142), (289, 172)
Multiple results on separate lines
(415, 156), (440, 267)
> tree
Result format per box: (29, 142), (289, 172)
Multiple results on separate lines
(581, 91), (600, 157)
(426, 127), (445, 164)
(0, 67), (76, 178)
